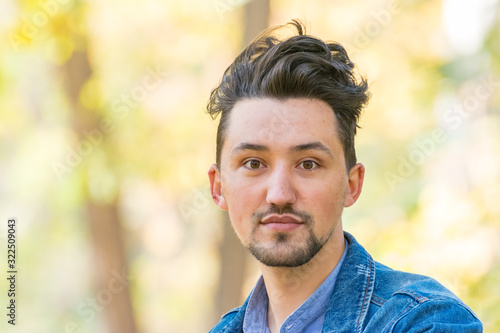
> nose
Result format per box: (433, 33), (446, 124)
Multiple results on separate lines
(266, 166), (297, 207)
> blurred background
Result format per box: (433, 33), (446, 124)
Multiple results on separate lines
(1, 0), (499, 332)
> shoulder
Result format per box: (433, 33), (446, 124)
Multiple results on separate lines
(373, 261), (460, 301)
(208, 306), (243, 333)
(366, 262), (482, 332)
(340, 232), (482, 331)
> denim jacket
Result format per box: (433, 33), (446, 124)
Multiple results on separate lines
(209, 232), (482, 332)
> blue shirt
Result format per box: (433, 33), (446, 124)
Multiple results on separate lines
(209, 232), (482, 333)
(242, 242), (348, 333)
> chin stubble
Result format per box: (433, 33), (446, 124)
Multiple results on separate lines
(247, 205), (334, 267)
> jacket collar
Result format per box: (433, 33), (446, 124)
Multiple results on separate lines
(321, 232), (375, 332)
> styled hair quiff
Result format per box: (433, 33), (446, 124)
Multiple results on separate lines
(207, 20), (370, 171)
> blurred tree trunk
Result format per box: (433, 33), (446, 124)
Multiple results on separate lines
(214, 0), (270, 320)
(64, 46), (138, 333)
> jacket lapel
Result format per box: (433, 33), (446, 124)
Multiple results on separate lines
(322, 232), (376, 333)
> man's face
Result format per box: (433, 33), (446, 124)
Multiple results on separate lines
(209, 98), (363, 267)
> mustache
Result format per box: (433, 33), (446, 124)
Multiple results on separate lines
(251, 204), (313, 226)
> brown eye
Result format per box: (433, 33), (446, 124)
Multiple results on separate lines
(301, 160), (316, 170)
(245, 160), (262, 169)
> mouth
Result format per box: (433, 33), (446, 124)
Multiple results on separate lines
(260, 214), (304, 232)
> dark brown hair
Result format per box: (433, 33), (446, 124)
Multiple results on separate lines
(207, 20), (370, 171)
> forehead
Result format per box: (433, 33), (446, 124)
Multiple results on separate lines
(223, 98), (341, 154)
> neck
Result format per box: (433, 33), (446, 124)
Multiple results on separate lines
(260, 227), (346, 332)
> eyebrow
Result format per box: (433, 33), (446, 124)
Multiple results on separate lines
(231, 141), (333, 158)
(231, 143), (269, 156)
(289, 142), (334, 158)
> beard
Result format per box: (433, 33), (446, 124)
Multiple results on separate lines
(247, 204), (334, 267)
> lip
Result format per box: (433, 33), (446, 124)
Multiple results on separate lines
(260, 214), (303, 232)
(261, 214), (303, 224)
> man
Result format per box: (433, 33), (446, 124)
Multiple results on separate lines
(207, 20), (482, 332)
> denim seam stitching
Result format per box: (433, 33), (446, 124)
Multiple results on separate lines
(381, 298), (420, 333)
(355, 257), (373, 332)
(395, 289), (429, 303)
(371, 294), (386, 306)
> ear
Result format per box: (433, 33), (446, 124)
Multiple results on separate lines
(344, 163), (365, 208)
(208, 164), (228, 210)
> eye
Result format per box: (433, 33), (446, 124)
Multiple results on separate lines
(244, 159), (263, 170)
(299, 160), (318, 170)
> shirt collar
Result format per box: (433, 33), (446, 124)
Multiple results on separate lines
(242, 276), (270, 333)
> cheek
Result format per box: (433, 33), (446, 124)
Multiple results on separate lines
(223, 172), (264, 208)
(222, 179), (261, 238)
(302, 180), (346, 219)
